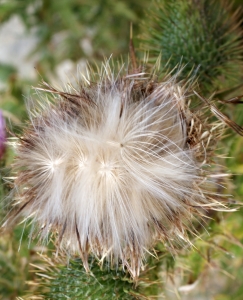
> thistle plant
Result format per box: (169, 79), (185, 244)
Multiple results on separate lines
(141, 0), (243, 94)
(1, 0), (243, 299)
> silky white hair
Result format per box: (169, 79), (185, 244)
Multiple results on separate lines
(7, 62), (227, 279)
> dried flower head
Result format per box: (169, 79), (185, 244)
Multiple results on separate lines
(6, 60), (234, 279)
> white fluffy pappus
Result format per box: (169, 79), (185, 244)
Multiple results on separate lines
(6, 62), (230, 279)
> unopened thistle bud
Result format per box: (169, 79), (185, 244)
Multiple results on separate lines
(6, 61), (237, 279)
(141, 0), (243, 94)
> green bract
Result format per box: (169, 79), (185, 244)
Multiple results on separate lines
(34, 258), (139, 300)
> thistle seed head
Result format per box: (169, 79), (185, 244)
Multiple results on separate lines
(7, 61), (228, 279)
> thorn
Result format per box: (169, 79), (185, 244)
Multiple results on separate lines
(129, 23), (137, 73)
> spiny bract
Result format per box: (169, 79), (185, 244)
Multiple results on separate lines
(8, 61), (227, 279)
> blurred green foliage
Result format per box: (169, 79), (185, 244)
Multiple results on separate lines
(0, 0), (146, 70)
(0, 227), (36, 300)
